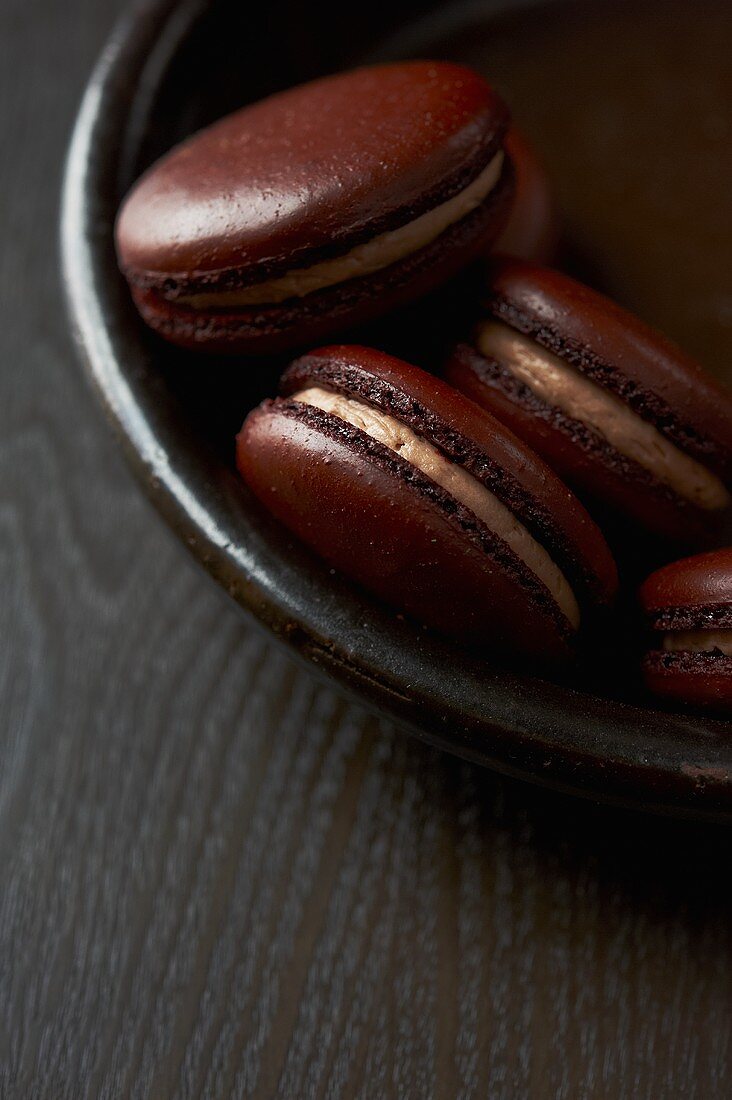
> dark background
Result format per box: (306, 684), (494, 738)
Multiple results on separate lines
(1, 1), (731, 1097)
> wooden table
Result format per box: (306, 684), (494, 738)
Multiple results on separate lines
(2, 1), (730, 1096)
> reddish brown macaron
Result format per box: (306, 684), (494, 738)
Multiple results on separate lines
(446, 259), (732, 546)
(236, 345), (617, 663)
(115, 62), (514, 355)
(640, 548), (732, 713)
(494, 129), (559, 265)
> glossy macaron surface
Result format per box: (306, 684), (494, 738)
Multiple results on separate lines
(237, 345), (616, 662)
(641, 547), (732, 618)
(115, 62), (514, 353)
(446, 259), (732, 544)
(640, 549), (732, 712)
(117, 61), (509, 288)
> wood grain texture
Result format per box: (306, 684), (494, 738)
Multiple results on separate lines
(1, 1), (731, 1097)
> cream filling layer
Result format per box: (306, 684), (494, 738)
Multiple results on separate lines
(663, 629), (732, 656)
(293, 385), (580, 629)
(475, 320), (730, 511)
(182, 153), (504, 309)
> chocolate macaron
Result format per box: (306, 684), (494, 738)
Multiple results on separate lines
(115, 62), (514, 355)
(494, 129), (559, 265)
(640, 548), (732, 712)
(446, 259), (732, 545)
(237, 345), (617, 663)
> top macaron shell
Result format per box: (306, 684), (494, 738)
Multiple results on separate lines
(447, 259), (732, 543)
(640, 547), (732, 623)
(237, 345), (617, 662)
(116, 61), (509, 294)
(115, 62), (513, 354)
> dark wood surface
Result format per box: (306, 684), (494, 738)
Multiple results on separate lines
(1, 1), (731, 1097)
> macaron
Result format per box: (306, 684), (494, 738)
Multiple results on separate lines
(446, 259), (732, 546)
(115, 62), (514, 355)
(494, 129), (559, 265)
(236, 345), (617, 663)
(640, 548), (732, 712)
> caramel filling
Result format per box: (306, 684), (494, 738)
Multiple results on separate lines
(293, 385), (580, 629)
(475, 320), (730, 511)
(181, 153), (504, 309)
(663, 629), (732, 656)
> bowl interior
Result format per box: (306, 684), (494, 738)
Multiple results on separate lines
(62, 0), (732, 819)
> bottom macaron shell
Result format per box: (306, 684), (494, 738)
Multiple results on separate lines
(643, 650), (732, 713)
(131, 163), (514, 355)
(237, 400), (574, 663)
(445, 343), (721, 548)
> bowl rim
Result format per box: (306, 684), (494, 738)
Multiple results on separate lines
(60, 0), (732, 822)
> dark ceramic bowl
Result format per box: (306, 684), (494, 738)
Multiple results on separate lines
(61, 0), (732, 820)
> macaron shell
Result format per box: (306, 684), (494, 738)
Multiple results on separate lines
(281, 344), (618, 608)
(484, 259), (732, 480)
(126, 165), (514, 354)
(643, 651), (732, 713)
(445, 342), (721, 547)
(495, 129), (559, 265)
(640, 547), (732, 615)
(116, 61), (509, 290)
(237, 401), (574, 662)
